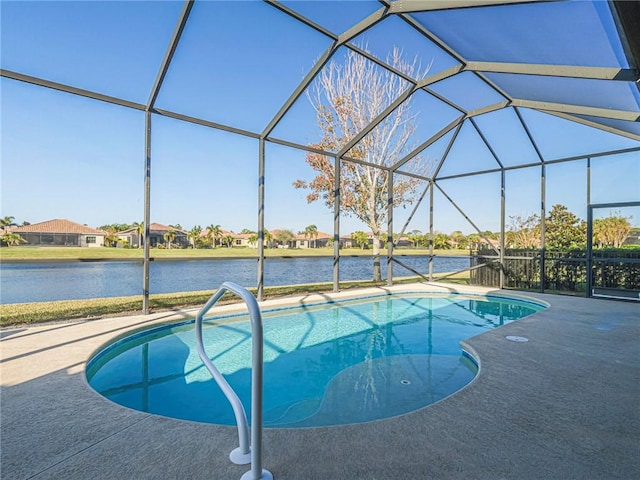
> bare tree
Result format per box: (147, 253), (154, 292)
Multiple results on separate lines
(294, 46), (431, 281)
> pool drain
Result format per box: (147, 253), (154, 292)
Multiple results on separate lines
(400, 379), (411, 385)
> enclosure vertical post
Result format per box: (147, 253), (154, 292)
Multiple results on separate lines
(141, 0), (193, 315)
(586, 157), (591, 206)
(429, 180), (434, 281)
(516, 107), (547, 294)
(257, 139), (266, 302)
(540, 164), (546, 293)
(387, 170), (394, 287)
(585, 158), (591, 298)
(500, 169), (506, 289)
(333, 156), (340, 292)
(586, 205), (594, 298)
(143, 111), (152, 315)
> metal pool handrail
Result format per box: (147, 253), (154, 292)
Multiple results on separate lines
(195, 281), (273, 480)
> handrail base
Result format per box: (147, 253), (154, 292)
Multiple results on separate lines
(241, 469), (273, 480)
(230, 447), (252, 465)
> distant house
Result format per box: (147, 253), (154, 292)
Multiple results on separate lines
(394, 235), (412, 248)
(470, 237), (502, 251)
(363, 231), (411, 248)
(269, 230), (355, 249)
(624, 229), (640, 246)
(292, 231), (332, 248)
(10, 219), (106, 247)
(118, 223), (189, 248)
(232, 232), (254, 247)
(341, 236), (354, 249)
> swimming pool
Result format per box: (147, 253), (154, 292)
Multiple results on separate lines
(86, 292), (545, 428)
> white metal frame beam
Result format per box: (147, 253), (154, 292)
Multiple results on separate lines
(465, 61), (639, 81)
(389, 0), (555, 14)
(512, 98), (640, 121)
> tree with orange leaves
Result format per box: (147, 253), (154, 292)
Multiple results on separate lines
(294, 46), (432, 281)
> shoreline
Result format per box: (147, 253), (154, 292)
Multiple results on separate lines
(0, 248), (472, 263)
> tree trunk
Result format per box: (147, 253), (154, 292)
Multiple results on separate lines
(372, 235), (382, 281)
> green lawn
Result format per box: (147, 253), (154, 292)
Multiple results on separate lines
(0, 245), (471, 260)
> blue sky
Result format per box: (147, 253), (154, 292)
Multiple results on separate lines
(1, 0), (639, 236)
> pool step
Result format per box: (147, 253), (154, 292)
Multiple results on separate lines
(264, 397), (322, 426)
(312, 354), (477, 425)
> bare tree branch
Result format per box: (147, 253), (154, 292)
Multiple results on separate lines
(294, 45), (434, 280)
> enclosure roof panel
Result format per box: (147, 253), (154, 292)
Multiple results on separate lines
(351, 14), (462, 79)
(279, 0), (383, 36)
(485, 73), (640, 113)
(153, 0), (332, 133)
(410, 1), (629, 68)
(568, 115), (640, 138)
(515, 108), (639, 160)
(428, 71), (507, 113)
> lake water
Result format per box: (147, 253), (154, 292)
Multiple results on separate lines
(0, 255), (469, 304)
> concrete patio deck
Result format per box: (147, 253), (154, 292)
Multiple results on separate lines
(1, 284), (638, 480)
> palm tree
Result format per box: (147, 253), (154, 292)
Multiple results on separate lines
(304, 224), (318, 248)
(264, 230), (273, 247)
(206, 224), (222, 248)
(222, 234), (235, 248)
(133, 221), (144, 248)
(466, 233), (481, 250)
(188, 225), (203, 248)
(164, 228), (176, 249)
(248, 231), (272, 248)
(103, 230), (120, 248)
(407, 229), (422, 248)
(248, 232), (259, 247)
(1, 216), (16, 228)
(1, 232), (26, 247)
(433, 233), (451, 250)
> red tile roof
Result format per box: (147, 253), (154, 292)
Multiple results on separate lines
(10, 219), (105, 235)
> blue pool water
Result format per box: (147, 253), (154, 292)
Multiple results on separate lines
(86, 293), (544, 428)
